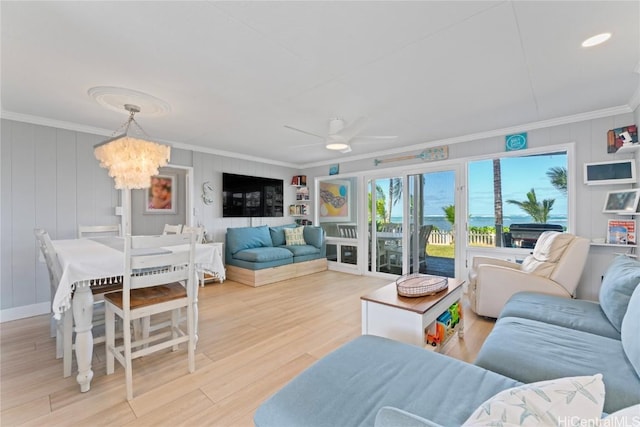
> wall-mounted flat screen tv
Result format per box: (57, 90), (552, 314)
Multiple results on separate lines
(222, 173), (284, 217)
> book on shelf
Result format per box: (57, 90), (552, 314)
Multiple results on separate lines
(291, 175), (307, 186)
(296, 187), (309, 200)
(289, 204), (308, 216)
(607, 219), (636, 245)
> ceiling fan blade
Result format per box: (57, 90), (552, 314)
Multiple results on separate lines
(355, 135), (398, 140)
(284, 125), (324, 139)
(336, 116), (369, 141)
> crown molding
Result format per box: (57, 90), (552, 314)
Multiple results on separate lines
(0, 110), (298, 169)
(628, 85), (640, 111)
(1, 110), (114, 136)
(299, 104), (634, 168)
(2, 104), (633, 171)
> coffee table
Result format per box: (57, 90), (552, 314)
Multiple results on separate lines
(361, 277), (465, 350)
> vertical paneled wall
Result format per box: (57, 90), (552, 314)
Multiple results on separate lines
(302, 112), (639, 301)
(1, 120), (119, 312)
(0, 119), (298, 317)
(2, 110), (637, 316)
(131, 166), (188, 235)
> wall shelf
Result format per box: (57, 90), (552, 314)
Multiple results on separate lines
(590, 242), (636, 248)
(615, 144), (640, 154)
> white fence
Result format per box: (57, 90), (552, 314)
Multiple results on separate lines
(428, 230), (495, 247)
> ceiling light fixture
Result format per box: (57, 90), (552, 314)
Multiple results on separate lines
(581, 32), (611, 48)
(94, 104), (171, 189)
(325, 134), (350, 151)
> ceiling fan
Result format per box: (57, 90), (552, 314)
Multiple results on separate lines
(284, 117), (397, 153)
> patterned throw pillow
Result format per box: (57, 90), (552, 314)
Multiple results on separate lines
(462, 374), (605, 427)
(284, 226), (306, 246)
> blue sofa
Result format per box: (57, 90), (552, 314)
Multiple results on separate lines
(475, 256), (640, 414)
(225, 224), (327, 286)
(255, 256), (640, 426)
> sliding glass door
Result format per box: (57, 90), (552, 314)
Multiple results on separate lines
(407, 170), (456, 277)
(368, 176), (404, 274)
(367, 169), (457, 278)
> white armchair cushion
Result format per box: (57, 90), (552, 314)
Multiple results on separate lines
(520, 232), (575, 278)
(468, 232), (590, 318)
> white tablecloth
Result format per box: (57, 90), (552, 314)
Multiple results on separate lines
(51, 237), (221, 319)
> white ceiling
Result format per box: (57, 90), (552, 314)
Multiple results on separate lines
(2, 1), (639, 167)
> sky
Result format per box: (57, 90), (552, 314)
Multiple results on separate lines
(376, 152), (568, 218)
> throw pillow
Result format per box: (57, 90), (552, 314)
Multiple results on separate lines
(284, 226), (306, 246)
(462, 374), (605, 427)
(269, 224), (297, 246)
(621, 285), (640, 377)
(601, 404), (640, 425)
(599, 255), (640, 332)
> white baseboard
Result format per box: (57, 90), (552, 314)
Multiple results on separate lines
(0, 302), (50, 323)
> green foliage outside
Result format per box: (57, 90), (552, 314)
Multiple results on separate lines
(426, 244), (454, 258)
(506, 188), (555, 223)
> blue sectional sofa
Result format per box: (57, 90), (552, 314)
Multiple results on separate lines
(475, 256), (640, 414)
(225, 224), (327, 286)
(255, 255), (640, 426)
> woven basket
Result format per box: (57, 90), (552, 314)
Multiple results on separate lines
(395, 274), (448, 298)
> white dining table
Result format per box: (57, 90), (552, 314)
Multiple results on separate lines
(51, 236), (221, 392)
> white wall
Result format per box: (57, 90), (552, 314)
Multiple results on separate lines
(131, 166), (187, 235)
(2, 111), (638, 318)
(303, 112), (639, 301)
(0, 118), (298, 319)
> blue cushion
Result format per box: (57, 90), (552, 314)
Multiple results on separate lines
(475, 317), (640, 413)
(375, 407), (443, 427)
(226, 226), (273, 255)
(303, 226), (324, 248)
(233, 247), (292, 263)
(599, 256), (640, 332)
(622, 285), (640, 378)
(281, 245), (319, 257)
(500, 292), (620, 339)
(269, 224), (297, 247)
(255, 335), (520, 427)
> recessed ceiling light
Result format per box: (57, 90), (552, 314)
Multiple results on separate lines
(581, 33), (611, 48)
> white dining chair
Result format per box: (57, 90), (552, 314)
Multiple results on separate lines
(182, 225), (205, 243)
(105, 233), (197, 401)
(163, 224), (183, 235)
(34, 228), (68, 359)
(35, 228), (122, 378)
(78, 224), (122, 238)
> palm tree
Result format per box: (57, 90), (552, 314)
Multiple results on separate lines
(506, 188), (555, 223)
(546, 166), (567, 194)
(368, 184), (387, 226)
(443, 204), (455, 227)
(386, 177), (403, 223)
(493, 158), (504, 247)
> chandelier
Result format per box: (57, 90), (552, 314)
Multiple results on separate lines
(94, 104), (171, 189)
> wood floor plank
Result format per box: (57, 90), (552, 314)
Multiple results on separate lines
(0, 271), (494, 426)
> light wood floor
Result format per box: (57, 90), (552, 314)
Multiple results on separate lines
(0, 271), (494, 426)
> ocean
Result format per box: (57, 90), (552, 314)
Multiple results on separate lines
(390, 215), (568, 231)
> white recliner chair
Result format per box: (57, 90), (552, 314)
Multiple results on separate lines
(468, 231), (590, 318)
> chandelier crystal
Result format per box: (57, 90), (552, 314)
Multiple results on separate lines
(94, 104), (171, 189)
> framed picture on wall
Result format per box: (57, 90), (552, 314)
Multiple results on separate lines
(319, 179), (350, 222)
(145, 174), (177, 214)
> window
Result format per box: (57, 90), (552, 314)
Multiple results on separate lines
(467, 151), (568, 248)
